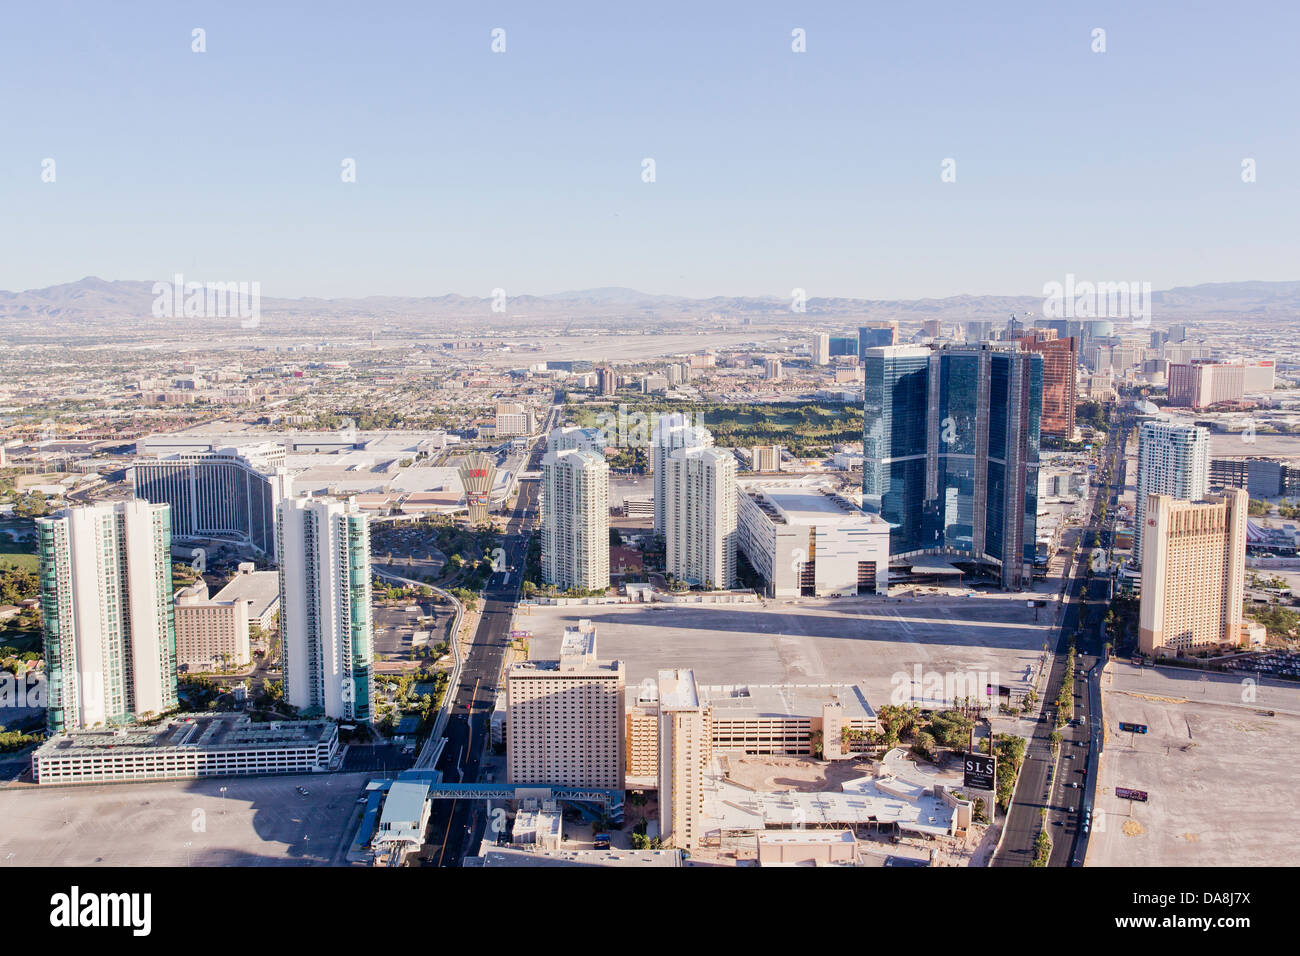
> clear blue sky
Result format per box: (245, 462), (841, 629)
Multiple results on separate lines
(1, 1), (1296, 300)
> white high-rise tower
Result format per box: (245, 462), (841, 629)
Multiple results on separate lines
(37, 501), (178, 733)
(664, 446), (737, 589)
(1134, 421), (1210, 561)
(278, 497), (374, 722)
(652, 414), (714, 538)
(541, 448), (610, 592)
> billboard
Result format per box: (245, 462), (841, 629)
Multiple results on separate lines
(963, 753), (997, 791)
(1115, 787), (1148, 802)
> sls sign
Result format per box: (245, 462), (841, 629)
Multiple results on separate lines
(963, 753), (996, 791)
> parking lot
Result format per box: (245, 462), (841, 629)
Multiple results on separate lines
(0, 772), (375, 866)
(517, 593), (1056, 709)
(1088, 662), (1300, 866)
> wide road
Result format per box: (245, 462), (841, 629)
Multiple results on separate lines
(421, 444), (544, 867)
(994, 404), (1131, 866)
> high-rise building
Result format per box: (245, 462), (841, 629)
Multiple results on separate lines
(858, 323), (898, 356)
(1134, 421), (1210, 561)
(541, 447), (610, 592)
(597, 366), (618, 396)
(130, 442), (290, 559)
(862, 344), (1042, 588)
(1139, 489), (1247, 656)
(862, 346), (932, 556)
(764, 358), (783, 381)
(507, 621), (625, 789)
(810, 333), (830, 366)
(651, 415), (713, 537)
(277, 497), (374, 722)
(37, 501), (178, 734)
(657, 668), (711, 850)
(1014, 330), (1078, 440)
(457, 451), (497, 524)
(664, 446), (737, 589)
(549, 426), (607, 454)
(922, 319), (943, 339)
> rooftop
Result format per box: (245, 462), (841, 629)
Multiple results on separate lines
(701, 683), (875, 722)
(33, 714), (337, 759)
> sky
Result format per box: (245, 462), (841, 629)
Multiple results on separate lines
(1, 1), (1297, 300)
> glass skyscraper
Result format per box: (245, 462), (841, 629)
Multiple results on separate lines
(863, 343), (1042, 588)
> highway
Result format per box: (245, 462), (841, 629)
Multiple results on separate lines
(994, 404), (1131, 866)
(420, 415), (551, 866)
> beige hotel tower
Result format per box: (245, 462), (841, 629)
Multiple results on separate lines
(1138, 488), (1247, 656)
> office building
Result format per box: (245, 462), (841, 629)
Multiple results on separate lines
(541, 447), (610, 591)
(657, 668), (711, 850)
(1014, 330), (1078, 440)
(651, 415), (714, 537)
(737, 479), (890, 596)
(1134, 421), (1210, 561)
(130, 442), (290, 559)
(37, 500), (179, 734)
(663, 447), (737, 589)
(862, 344), (1042, 588)
(278, 496), (374, 722)
(174, 581), (251, 671)
(507, 621), (625, 789)
(810, 333), (830, 366)
(1139, 489), (1247, 656)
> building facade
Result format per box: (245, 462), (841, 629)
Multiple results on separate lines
(37, 501), (179, 734)
(1134, 420), (1210, 562)
(737, 479), (890, 597)
(541, 447), (610, 592)
(863, 344), (1042, 588)
(174, 581), (251, 671)
(1139, 489), (1247, 656)
(657, 668), (711, 850)
(507, 622), (625, 790)
(1014, 331), (1077, 440)
(651, 415), (714, 537)
(277, 497), (374, 722)
(663, 446), (738, 589)
(130, 442), (290, 559)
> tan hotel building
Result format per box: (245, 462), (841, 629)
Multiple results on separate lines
(174, 581), (251, 670)
(507, 621), (625, 790)
(1139, 488), (1247, 656)
(657, 669), (712, 850)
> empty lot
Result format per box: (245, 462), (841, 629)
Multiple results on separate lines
(1088, 662), (1300, 866)
(0, 772), (374, 867)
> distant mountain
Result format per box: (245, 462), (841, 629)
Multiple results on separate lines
(0, 276), (1297, 328)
